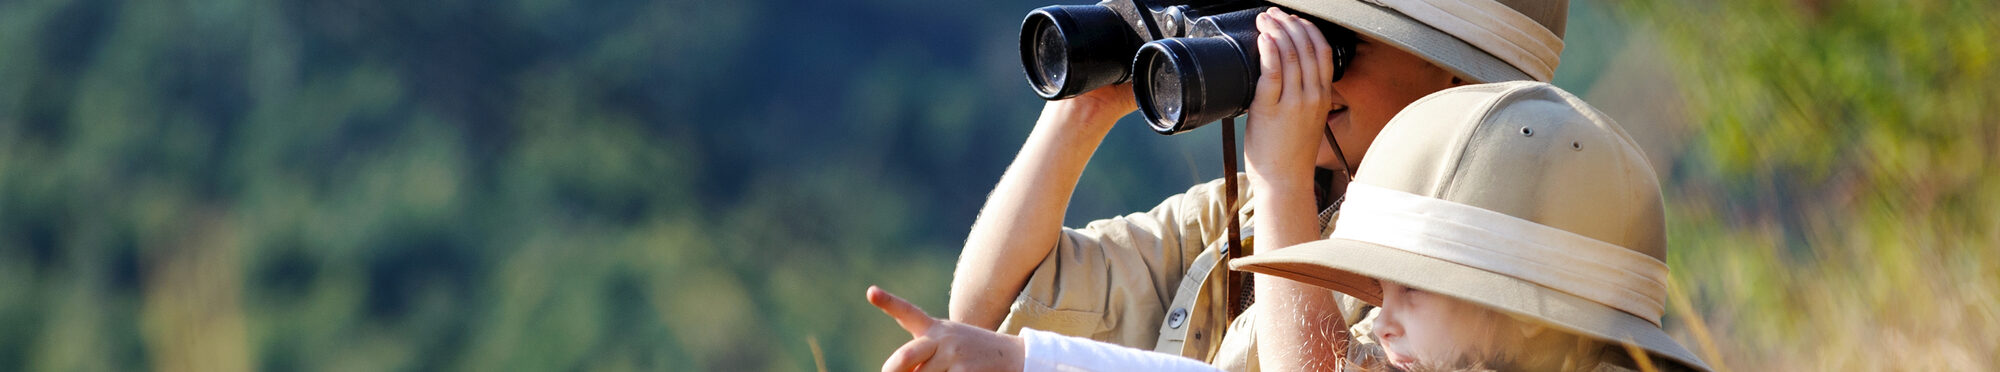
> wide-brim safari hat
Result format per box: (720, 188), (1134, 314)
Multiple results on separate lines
(1231, 81), (1711, 371)
(1272, 0), (1568, 83)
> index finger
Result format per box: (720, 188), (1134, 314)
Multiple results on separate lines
(868, 286), (938, 337)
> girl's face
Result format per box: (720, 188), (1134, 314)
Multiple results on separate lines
(1371, 281), (1513, 371)
(1316, 36), (1461, 172)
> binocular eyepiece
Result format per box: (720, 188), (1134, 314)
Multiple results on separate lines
(1019, 0), (1355, 135)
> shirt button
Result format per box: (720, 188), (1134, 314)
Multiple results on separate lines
(1166, 307), (1189, 329)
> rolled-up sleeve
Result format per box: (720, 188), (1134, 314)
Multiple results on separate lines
(998, 176), (1250, 348)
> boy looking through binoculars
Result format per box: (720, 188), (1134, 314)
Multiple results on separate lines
(942, 0), (1586, 370)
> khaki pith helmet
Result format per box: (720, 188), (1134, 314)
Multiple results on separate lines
(1233, 81), (1710, 371)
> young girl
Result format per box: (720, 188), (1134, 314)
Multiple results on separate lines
(869, 82), (1713, 372)
(1235, 80), (1709, 372)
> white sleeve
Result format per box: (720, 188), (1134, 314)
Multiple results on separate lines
(1019, 328), (1224, 372)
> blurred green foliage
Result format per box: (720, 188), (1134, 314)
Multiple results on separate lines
(1622, 0), (2000, 369)
(0, 0), (1238, 370)
(1, 0), (1995, 370)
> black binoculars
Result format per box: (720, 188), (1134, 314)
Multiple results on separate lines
(1019, 0), (1356, 134)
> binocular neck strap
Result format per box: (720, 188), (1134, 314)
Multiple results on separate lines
(1223, 123), (1357, 320)
(1324, 126), (1353, 181)
(1222, 117), (1251, 319)
(1321, 126), (1353, 218)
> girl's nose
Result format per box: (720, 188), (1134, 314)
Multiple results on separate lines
(1371, 309), (1400, 341)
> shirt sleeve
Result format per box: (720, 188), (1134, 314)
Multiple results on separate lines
(998, 175), (1251, 347)
(1020, 328), (1226, 372)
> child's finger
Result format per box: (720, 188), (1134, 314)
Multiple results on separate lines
(868, 286), (938, 337)
(1280, 14), (1321, 96)
(1260, 9), (1302, 98)
(880, 337), (940, 372)
(1300, 15), (1336, 85)
(1254, 32), (1283, 103)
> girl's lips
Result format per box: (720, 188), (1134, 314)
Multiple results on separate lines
(1383, 347), (1417, 371)
(1388, 354), (1418, 371)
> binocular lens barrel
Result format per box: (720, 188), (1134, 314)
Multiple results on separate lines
(1020, 5), (1143, 100)
(1135, 38), (1256, 134)
(1135, 10), (1262, 134)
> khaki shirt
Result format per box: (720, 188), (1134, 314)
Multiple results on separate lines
(997, 176), (1371, 370)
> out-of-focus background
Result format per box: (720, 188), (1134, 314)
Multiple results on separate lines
(0, 0), (1994, 370)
